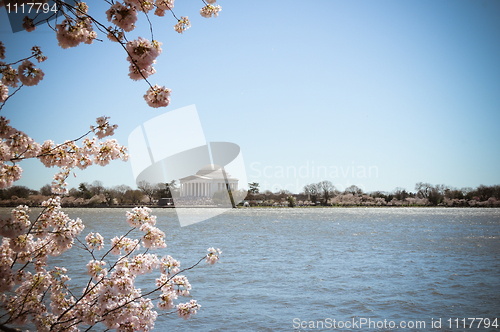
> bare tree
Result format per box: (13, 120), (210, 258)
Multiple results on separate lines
(393, 187), (409, 201)
(124, 189), (144, 204)
(40, 184), (52, 196)
(318, 180), (336, 205)
(415, 182), (432, 198)
(303, 183), (321, 203)
(137, 180), (157, 204)
(90, 180), (105, 196)
(344, 185), (363, 196)
(111, 185), (132, 204)
(276, 189), (292, 199)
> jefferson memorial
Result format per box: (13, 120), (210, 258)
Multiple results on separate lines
(179, 164), (239, 197)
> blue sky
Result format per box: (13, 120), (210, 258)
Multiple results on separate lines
(1, 0), (499, 194)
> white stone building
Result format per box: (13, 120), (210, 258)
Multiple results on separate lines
(179, 164), (239, 198)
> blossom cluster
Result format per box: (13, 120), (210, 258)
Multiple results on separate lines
(92, 116), (118, 139)
(106, 2), (138, 32)
(0, 1), (225, 330)
(206, 247), (222, 265)
(1, 200), (222, 331)
(174, 16), (191, 34)
(0, 95), (127, 188)
(56, 17), (97, 49)
(0, 115), (127, 190)
(200, 1), (222, 18)
(0, 42), (47, 103)
(126, 37), (162, 81)
(177, 299), (201, 320)
(144, 84), (172, 108)
(0, 0), (223, 108)
(125, 206), (166, 249)
(86, 232), (105, 250)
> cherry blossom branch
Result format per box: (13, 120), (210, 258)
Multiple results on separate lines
(0, 1), (224, 329)
(8, 119), (113, 163)
(3, 276), (43, 324)
(57, 0), (155, 88)
(168, 8), (179, 21)
(0, 85), (23, 112)
(53, 231), (140, 326)
(99, 255), (207, 320)
(75, 236), (97, 260)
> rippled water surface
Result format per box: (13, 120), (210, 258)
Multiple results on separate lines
(5, 207), (500, 331)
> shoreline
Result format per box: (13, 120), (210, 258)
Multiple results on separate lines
(1, 205), (498, 209)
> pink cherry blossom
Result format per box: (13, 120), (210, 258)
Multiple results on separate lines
(206, 247), (222, 265)
(128, 62), (156, 81)
(1, 65), (19, 88)
(92, 116), (119, 139)
(50, 167), (71, 195)
(106, 2), (138, 32)
(126, 206), (156, 228)
(110, 236), (140, 255)
(106, 26), (125, 43)
(140, 223), (167, 249)
(177, 300), (200, 320)
(171, 275), (191, 296)
(174, 16), (191, 34)
(0, 205), (31, 238)
(56, 18), (94, 49)
(158, 291), (177, 310)
(200, 4), (222, 18)
(85, 232), (105, 250)
(127, 0), (155, 13)
(128, 253), (160, 276)
(0, 164), (23, 189)
(0, 7), (226, 329)
(155, 0), (174, 11)
(0, 83), (8, 103)
(160, 255), (180, 276)
(143, 84), (171, 108)
(23, 16), (36, 32)
(94, 139), (128, 166)
(126, 37), (162, 69)
(0, 141), (12, 161)
(0, 117), (15, 138)
(75, 1), (89, 17)
(31, 46), (47, 63)
(17, 60), (44, 86)
(87, 260), (107, 279)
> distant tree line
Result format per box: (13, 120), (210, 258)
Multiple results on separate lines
(244, 181), (500, 207)
(0, 180), (178, 207)
(1, 180), (499, 208)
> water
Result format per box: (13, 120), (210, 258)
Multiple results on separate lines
(3, 207), (500, 331)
